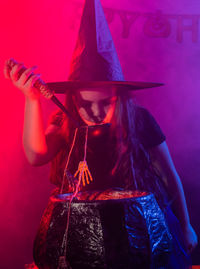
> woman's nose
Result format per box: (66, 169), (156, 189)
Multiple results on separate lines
(91, 102), (101, 116)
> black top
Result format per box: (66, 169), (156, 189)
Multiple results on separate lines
(134, 106), (166, 149)
(50, 106), (166, 192)
(50, 105), (166, 149)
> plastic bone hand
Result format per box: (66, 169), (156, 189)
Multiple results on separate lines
(74, 161), (93, 187)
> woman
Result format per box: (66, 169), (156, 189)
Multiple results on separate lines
(4, 61), (198, 268)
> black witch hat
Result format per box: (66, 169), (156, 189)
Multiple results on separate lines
(47, 0), (163, 93)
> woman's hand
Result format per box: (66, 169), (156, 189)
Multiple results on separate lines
(182, 223), (198, 253)
(4, 59), (41, 100)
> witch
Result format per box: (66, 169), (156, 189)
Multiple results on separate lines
(4, 0), (197, 268)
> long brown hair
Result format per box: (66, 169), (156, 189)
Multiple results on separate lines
(49, 91), (82, 187)
(49, 89), (168, 206)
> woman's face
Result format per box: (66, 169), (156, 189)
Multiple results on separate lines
(73, 87), (117, 125)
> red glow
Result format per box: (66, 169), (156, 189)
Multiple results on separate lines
(92, 129), (102, 136)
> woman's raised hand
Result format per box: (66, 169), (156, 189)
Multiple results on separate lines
(4, 58), (41, 100)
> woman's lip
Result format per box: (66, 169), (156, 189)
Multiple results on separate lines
(90, 116), (104, 122)
(87, 119), (105, 126)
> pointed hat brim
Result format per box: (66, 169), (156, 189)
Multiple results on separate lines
(47, 81), (164, 93)
(47, 0), (164, 94)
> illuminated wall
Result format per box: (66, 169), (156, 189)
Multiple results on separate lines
(0, 0), (200, 267)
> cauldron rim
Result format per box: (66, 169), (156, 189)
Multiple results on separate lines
(52, 190), (150, 204)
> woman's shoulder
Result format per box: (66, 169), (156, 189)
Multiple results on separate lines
(134, 104), (152, 118)
(134, 105), (166, 149)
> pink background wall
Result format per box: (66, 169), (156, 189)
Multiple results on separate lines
(0, 0), (200, 267)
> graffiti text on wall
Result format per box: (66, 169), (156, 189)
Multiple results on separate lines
(105, 8), (199, 43)
(71, 2), (200, 43)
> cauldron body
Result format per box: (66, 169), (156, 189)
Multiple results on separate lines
(33, 191), (172, 269)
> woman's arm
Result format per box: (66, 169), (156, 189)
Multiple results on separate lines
(149, 141), (198, 252)
(4, 60), (64, 165)
(23, 99), (65, 165)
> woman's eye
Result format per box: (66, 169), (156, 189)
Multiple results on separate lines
(80, 101), (92, 108)
(101, 99), (112, 106)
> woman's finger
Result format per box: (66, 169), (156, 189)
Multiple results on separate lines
(187, 238), (198, 253)
(186, 244), (192, 253)
(24, 73), (41, 89)
(10, 63), (25, 81)
(3, 60), (12, 79)
(17, 66), (37, 86)
(15, 74), (41, 99)
(4, 58), (18, 79)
